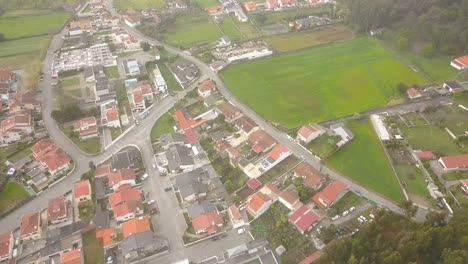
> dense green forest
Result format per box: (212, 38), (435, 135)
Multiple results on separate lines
(317, 208), (468, 264)
(342, 0), (468, 55)
(0, 0), (79, 11)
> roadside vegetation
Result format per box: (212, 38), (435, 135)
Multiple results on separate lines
(0, 182), (29, 216)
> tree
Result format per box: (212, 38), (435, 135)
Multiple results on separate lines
(141, 41), (151, 51)
(352, 113), (361, 120)
(400, 200), (417, 218)
(78, 201), (96, 223)
(321, 224), (337, 244)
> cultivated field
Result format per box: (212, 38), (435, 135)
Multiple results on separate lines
(327, 119), (404, 203)
(161, 14), (223, 48)
(217, 15), (243, 41)
(221, 38), (426, 127)
(194, 0), (220, 8)
(251, 6), (330, 25)
(0, 13), (71, 39)
(0, 36), (49, 57)
(113, 0), (165, 10)
(265, 25), (354, 53)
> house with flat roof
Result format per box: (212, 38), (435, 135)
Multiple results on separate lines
(187, 200), (216, 220)
(124, 59), (141, 77)
(174, 169), (209, 202)
(121, 231), (168, 262)
(153, 66), (167, 94)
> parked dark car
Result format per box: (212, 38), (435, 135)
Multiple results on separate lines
(164, 187), (172, 192)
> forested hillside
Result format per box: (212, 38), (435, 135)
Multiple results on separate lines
(342, 0), (468, 55)
(317, 208), (468, 264)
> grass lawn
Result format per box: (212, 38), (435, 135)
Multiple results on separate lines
(306, 134), (340, 159)
(330, 191), (364, 213)
(265, 25), (354, 53)
(113, 0), (166, 10)
(60, 77), (80, 87)
(104, 66), (120, 79)
(251, 203), (314, 264)
(111, 128), (122, 141)
(400, 112), (429, 126)
(258, 156), (300, 184)
(221, 37), (426, 127)
(442, 171), (468, 181)
(82, 230), (104, 264)
(232, 17), (260, 39)
(150, 112), (175, 142)
(422, 106), (468, 137)
(0, 51), (40, 70)
(161, 14), (223, 48)
(0, 13), (71, 39)
(395, 165), (428, 197)
(0, 36), (49, 57)
(400, 126), (464, 156)
(159, 63), (182, 92)
(449, 185), (468, 207)
(218, 15), (243, 41)
(328, 119), (404, 203)
(0, 182), (29, 215)
(195, 0), (220, 8)
(452, 93), (468, 107)
(63, 127), (101, 154)
(1, 9), (52, 18)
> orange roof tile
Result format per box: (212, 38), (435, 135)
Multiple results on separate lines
(96, 228), (115, 247)
(61, 249), (81, 264)
(269, 145), (289, 160)
(20, 212), (40, 237)
(74, 180), (91, 198)
(197, 79), (216, 92)
(191, 212), (223, 233)
(108, 168), (136, 188)
(247, 192), (271, 214)
(294, 162), (324, 189)
(312, 180), (347, 209)
(439, 154), (468, 169)
(121, 216), (151, 238)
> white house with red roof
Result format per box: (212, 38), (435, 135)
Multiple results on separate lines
(20, 212), (42, 241)
(450, 55), (468, 70)
(228, 205), (245, 229)
(289, 205), (320, 234)
(74, 116), (99, 140)
(8, 91), (41, 114)
(191, 211), (223, 235)
(95, 164), (111, 178)
(108, 184), (143, 222)
(197, 79), (216, 97)
(244, 2), (257, 11)
(73, 180), (92, 205)
(278, 187), (300, 210)
(438, 154), (468, 170)
(293, 162), (325, 190)
(246, 191), (272, 218)
(297, 124), (326, 144)
(257, 144), (291, 173)
(124, 36), (141, 50)
(31, 138), (56, 159)
(312, 180), (347, 209)
(0, 113), (34, 144)
(124, 16), (141, 28)
(102, 105), (121, 128)
(108, 168), (136, 191)
(0, 232), (13, 261)
(130, 90), (145, 111)
(265, 0), (277, 9)
(47, 196), (68, 224)
(37, 146), (72, 177)
(460, 180), (468, 195)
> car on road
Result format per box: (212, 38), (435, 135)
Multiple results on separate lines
(149, 204), (158, 214)
(237, 228), (245, 234)
(331, 215), (340, 221)
(141, 173), (149, 181)
(164, 187), (172, 192)
(152, 163), (156, 169)
(211, 236), (219, 241)
(147, 199), (155, 205)
(342, 210), (349, 217)
(349, 206), (355, 212)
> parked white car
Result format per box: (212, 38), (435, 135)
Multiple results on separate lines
(342, 210), (349, 217)
(331, 215), (340, 221)
(349, 206), (355, 212)
(147, 199), (155, 205)
(237, 228), (245, 234)
(141, 173), (149, 181)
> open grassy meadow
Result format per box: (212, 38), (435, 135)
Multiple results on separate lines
(327, 119), (404, 203)
(0, 13), (71, 39)
(195, 0), (220, 8)
(395, 165), (429, 197)
(0, 36), (49, 57)
(221, 38), (426, 127)
(218, 15), (243, 41)
(400, 126), (464, 156)
(161, 15), (223, 48)
(0, 182), (29, 215)
(113, 0), (166, 10)
(265, 25), (354, 53)
(151, 112), (175, 142)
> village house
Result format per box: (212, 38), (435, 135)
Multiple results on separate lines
(438, 153), (468, 170)
(47, 196), (68, 224)
(124, 59), (141, 77)
(244, 1), (257, 11)
(8, 91), (41, 114)
(265, 0), (277, 9)
(0, 113), (34, 144)
(124, 16), (141, 28)
(73, 180), (92, 205)
(312, 180), (348, 209)
(197, 79), (216, 97)
(187, 200), (217, 220)
(74, 116), (99, 140)
(228, 205), (245, 229)
(233, 116), (258, 137)
(20, 212), (42, 241)
(174, 171), (208, 202)
(130, 90), (145, 111)
(443, 81), (465, 93)
(289, 205), (320, 235)
(108, 168), (137, 191)
(31, 138), (56, 159)
(247, 178), (262, 191)
(217, 101), (241, 121)
(406, 87), (422, 100)
(61, 248), (83, 264)
(36, 146), (72, 177)
(246, 191), (272, 218)
(237, 157), (262, 178)
(101, 104), (121, 128)
(248, 130), (277, 154)
(0, 232), (13, 261)
(192, 211), (224, 235)
(121, 216), (151, 238)
(95, 164), (111, 178)
(450, 55), (468, 70)
(153, 66), (167, 93)
(109, 184), (143, 222)
(293, 162), (325, 190)
(96, 228), (116, 249)
(461, 180), (468, 195)
(331, 123), (354, 147)
(297, 124), (326, 144)
(0, 70), (15, 102)
(121, 231), (168, 262)
(278, 187), (301, 210)
(84, 65), (104, 83)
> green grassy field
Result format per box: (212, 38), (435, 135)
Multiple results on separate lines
(328, 120), (404, 203)
(113, 0), (166, 10)
(251, 6), (331, 25)
(265, 25), (354, 53)
(82, 230), (104, 264)
(395, 165), (428, 197)
(218, 16), (243, 41)
(0, 52), (39, 69)
(151, 112), (175, 142)
(195, 0), (220, 8)
(400, 126), (464, 156)
(331, 191), (364, 213)
(232, 16), (260, 39)
(307, 134), (340, 159)
(104, 66), (120, 79)
(442, 171), (468, 181)
(1, 9), (53, 18)
(161, 15), (223, 47)
(63, 127), (101, 154)
(61, 77), (80, 87)
(452, 93), (468, 106)
(0, 36), (49, 57)
(0, 13), (71, 39)
(221, 38), (426, 127)
(0, 182), (29, 215)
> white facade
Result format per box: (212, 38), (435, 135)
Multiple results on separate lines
(153, 67), (167, 93)
(227, 49), (273, 63)
(370, 114), (391, 141)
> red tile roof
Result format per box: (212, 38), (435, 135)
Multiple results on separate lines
(184, 128), (198, 144)
(248, 130), (276, 153)
(266, 0), (277, 8)
(416, 151), (435, 160)
(247, 192), (271, 214)
(454, 55), (468, 67)
(74, 180), (91, 198)
(0, 232), (12, 259)
(37, 146), (71, 172)
(439, 154), (468, 169)
(312, 181), (347, 209)
(31, 138), (56, 158)
(294, 162), (324, 189)
(298, 250), (325, 264)
(106, 107), (119, 122)
(197, 79), (216, 92)
(95, 165), (111, 178)
(263, 182), (281, 196)
(75, 116), (98, 137)
(229, 205), (242, 220)
(206, 5), (224, 13)
(47, 196), (67, 221)
(297, 124), (321, 139)
(132, 90), (143, 104)
(279, 188), (299, 206)
(175, 110), (190, 130)
(215, 140), (230, 153)
(217, 101), (240, 120)
(192, 212), (223, 234)
(269, 145), (289, 160)
(140, 84), (152, 95)
(406, 88), (421, 98)
(289, 205), (319, 233)
(0, 70), (13, 81)
(96, 228), (115, 247)
(108, 168), (136, 189)
(244, 1), (257, 11)
(0, 114), (32, 136)
(121, 216), (151, 238)
(234, 116), (257, 134)
(61, 249), (81, 264)
(20, 212), (40, 237)
(109, 185), (142, 218)
(247, 178), (262, 191)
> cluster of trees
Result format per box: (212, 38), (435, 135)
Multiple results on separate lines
(51, 105), (99, 124)
(317, 208), (468, 264)
(343, 0), (468, 55)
